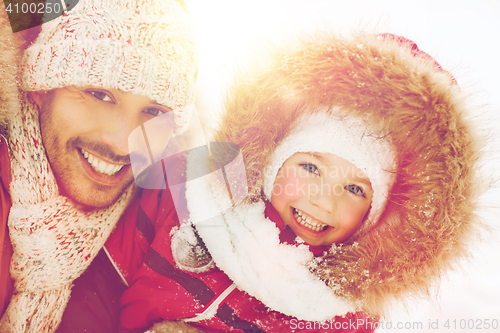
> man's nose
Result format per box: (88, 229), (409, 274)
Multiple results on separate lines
(100, 114), (138, 157)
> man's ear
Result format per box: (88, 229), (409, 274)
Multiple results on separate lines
(30, 91), (44, 108)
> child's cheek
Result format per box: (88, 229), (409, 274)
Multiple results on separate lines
(272, 171), (310, 208)
(338, 200), (368, 234)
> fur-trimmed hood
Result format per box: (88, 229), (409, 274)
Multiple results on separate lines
(184, 31), (483, 320)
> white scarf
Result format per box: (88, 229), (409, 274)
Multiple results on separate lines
(0, 95), (133, 332)
(184, 147), (358, 322)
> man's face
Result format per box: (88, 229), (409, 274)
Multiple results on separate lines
(33, 86), (175, 209)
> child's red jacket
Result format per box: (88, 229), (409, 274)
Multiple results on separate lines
(119, 161), (374, 333)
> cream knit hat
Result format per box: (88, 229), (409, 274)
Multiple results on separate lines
(21, 0), (197, 134)
(263, 109), (397, 232)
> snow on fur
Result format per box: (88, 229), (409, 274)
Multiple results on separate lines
(210, 31), (485, 318)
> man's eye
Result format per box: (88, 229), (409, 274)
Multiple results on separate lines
(143, 108), (165, 117)
(300, 163), (320, 176)
(345, 184), (365, 197)
(90, 91), (112, 102)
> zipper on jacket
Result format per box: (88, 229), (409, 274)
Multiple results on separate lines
(183, 282), (237, 322)
(103, 245), (130, 287)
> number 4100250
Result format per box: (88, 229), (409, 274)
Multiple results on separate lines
(5, 2), (62, 14)
(444, 319), (498, 330)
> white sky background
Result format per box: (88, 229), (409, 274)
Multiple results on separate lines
(187, 0), (500, 332)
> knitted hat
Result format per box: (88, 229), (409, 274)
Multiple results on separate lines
(21, 0), (197, 134)
(262, 109), (397, 231)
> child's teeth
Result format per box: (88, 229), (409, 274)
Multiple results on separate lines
(293, 208), (328, 232)
(80, 148), (124, 176)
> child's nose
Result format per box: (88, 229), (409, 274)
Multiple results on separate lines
(308, 183), (337, 214)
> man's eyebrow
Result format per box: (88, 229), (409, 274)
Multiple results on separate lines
(150, 100), (173, 111)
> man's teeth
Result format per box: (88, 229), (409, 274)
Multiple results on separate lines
(80, 148), (123, 176)
(293, 208), (328, 232)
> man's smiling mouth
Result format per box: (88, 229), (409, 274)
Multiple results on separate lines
(293, 208), (329, 232)
(79, 148), (124, 176)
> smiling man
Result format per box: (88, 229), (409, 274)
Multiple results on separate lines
(0, 0), (196, 331)
(31, 86), (176, 209)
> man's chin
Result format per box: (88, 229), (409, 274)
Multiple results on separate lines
(72, 195), (123, 212)
(63, 182), (134, 211)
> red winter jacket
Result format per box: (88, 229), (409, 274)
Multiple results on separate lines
(119, 162), (375, 333)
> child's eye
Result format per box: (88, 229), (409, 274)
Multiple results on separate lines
(143, 108), (166, 117)
(89, 90), (113, 102)
(300, 163), (320, 176)
(345, 184), (365, 197)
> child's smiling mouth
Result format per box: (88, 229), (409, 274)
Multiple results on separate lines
(292, 208), (329, 232)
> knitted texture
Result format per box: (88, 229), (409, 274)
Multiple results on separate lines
(21, 0), (197, 134)
(0, 95), (133, 332)
(262, 110), (396, 232)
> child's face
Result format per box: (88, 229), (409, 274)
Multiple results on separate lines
(270, 152), (373, 246)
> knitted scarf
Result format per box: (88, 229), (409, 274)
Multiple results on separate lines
(0, 94), (133, 332)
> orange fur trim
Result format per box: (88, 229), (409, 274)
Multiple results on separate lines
(214, 31), (483, 317)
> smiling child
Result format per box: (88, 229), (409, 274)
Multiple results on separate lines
(271, 152), (373, 246)
(119, 32), (483, 333)
(264, 112), (396, 249)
